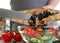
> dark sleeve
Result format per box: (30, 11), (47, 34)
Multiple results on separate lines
(10, 0), (48, 11)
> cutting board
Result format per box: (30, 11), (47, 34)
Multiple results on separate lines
(4, 8), (60, 25)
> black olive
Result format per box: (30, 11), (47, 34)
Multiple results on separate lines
(38, 10), (52, 20)
(29, 14), (38, 26)
(41, 24), (47, 26)
(41, 25), (48, 30)
(51, 12), (59, 15)
(38, 13), (44, 20)
(43, 10), (52, 18)
(30, 16), (36, 20)
(43, 14), (49, 18)
(32, 14), (37, 18)
(28, 19), (36, 26)
(43, 10), (48, 14)
(47, 12), (52, 15)
(41, 21), (45, 24)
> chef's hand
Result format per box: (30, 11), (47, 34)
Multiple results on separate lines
(42, 5), (54, 9)
(22, 6), (56, 14)
(43, 0), (60, 9)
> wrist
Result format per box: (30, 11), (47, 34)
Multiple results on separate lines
(43, 5), (56, 9)
(48, 4), (57, 8)
(47, 5), (55, 9)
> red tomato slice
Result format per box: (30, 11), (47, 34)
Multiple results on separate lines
(49, 27), (57, 32)
(27, 33), (34, 38)
(49, 27), (54, 31)
(31, 29), (35, 34)
(23, 30), (28, 35)
(34, 33), (41, 38)
(52, 30), (58, 36)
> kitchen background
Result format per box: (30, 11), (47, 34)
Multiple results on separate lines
(0, 0), (60, 43)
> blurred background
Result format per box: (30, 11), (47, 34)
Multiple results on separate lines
(0, 0), (11, 10)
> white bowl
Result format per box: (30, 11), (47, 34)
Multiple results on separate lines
(48, 20), (60, 27)
(18, 26), (55, 43)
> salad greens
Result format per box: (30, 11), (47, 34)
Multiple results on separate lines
(22, 26), (58, 43)
(23, 31), (55, 43)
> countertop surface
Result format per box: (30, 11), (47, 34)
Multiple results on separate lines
(0, 40), (26, 43)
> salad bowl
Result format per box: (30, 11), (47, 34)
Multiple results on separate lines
(18, 25), (57, 43)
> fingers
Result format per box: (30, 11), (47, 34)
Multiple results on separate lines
(42, 5), (55, 9)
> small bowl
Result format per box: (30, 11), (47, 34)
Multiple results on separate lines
(47, 20), (60, 28)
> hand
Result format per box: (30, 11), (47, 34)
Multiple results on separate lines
(22, 5), (57, 14)
(43, 5), (55, 9)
